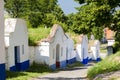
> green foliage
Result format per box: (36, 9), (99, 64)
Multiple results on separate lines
(28, 12), (45, 28)
(6, 63), (52, 80)
(69, 2), (111, 34)
(53, 20), (69, 32)
(110, 10), (120, 31)
(113, 32), (120, 53)
(87, 51), (120, 80)
(27, 0), (67, 28)
(4, 0), (67, 29)
(71, 0), (120, 39)
(91, 27), (103, 40)
(4, 0), (29, 18)
(28, 27), (50, 46)
(113, 41), (120, 53)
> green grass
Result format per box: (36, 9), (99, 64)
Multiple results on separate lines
(28, 27), (51, 46)
(110, 76), (120, 80)
(28, 27), (80, 46)
(6, 63), (53, 80)
(100, 48), (107, 53)
(87, 51), (120, 80)
(100, 43), (107, 53)
(66, 61), (83, 68)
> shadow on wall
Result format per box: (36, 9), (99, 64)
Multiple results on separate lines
(26, 63), (52, 73)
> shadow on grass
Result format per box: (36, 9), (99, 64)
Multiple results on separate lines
(26, 63), (53, 73)
(6, 71), (28, 79)
(6, 63), (53, 79)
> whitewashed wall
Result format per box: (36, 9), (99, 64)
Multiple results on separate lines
(83, 35), (88, 60)
(107, 40), (115, 46)
(35, 42), (50, 65)
(29, 46), (35, 65)
(49, 26), (67, 67)
(76, 44), (83, 61)
(76, 35), (89, 64)
(5, 19), (29, 70)
(0, 0), (6, 79)
(65, 34), (76, 61)
(29, 25), (67, 69)
(0, 0), (5, 64)
(90, 40), (100, 61)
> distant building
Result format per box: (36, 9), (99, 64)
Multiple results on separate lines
(0, 0), (6, 80)
(76, 35), (88, 64)
(89, 40), (100, 61)
(5, 18), (29, 71)
(104, 27), (114, 40)
(104, 27), (115, 55)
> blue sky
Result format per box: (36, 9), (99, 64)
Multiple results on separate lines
(58, 0), (80, 15)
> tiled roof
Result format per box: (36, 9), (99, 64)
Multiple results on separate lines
(104, 27), (114, 40)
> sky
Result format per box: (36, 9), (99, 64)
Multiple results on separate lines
(58, 0), (80, 15)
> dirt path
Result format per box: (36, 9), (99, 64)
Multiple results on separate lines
(30, 53), (106, 80)
(30, 62), (94, 80)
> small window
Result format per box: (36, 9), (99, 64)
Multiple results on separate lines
(22, 45), (24, 55)
(61, 47), (63, 56)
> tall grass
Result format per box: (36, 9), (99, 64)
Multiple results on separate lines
(87, 51), (120, 80)
(28, 27), (50, 46)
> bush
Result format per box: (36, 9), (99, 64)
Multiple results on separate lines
(113, 32), (120, 53)
(113, 41), (120, 53)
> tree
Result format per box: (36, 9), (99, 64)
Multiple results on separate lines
(4, 0), (67, 28)
(71, 0), (120, 36)
(27, 0), (67, 28)
(75, 0), (120, 28)
(4, 0), (29, 18)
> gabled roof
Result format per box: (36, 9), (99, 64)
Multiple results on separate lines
(40, 24), (65, 43)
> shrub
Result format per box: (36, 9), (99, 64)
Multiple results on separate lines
(113, 41), (120, 53)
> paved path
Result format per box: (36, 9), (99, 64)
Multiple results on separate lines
(30, 62), (94, 80)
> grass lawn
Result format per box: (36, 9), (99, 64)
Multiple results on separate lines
(6, 63), (53, 80)
(87, 51), (120, 80)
